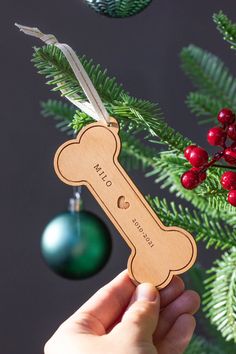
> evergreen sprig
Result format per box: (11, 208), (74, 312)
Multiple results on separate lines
(33, 45), (125, 101)
(148, 197), (236, 250)
(181, 45), (236, 111)
(41, 99), (76, 134)
(119, 132), (157, 170)
(34, 45), (191, 152)
(41, 99), (157, 169)
(69, 110), (94, 132)
(213, 11), (236, 50)
(203, 248), (236, 342)
(186, 265), (236, 353)
(186, 92), (221, 124)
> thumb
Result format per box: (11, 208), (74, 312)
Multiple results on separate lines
(119, 283), (159, 342)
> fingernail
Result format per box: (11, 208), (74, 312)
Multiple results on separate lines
(135, 283), (157, 302)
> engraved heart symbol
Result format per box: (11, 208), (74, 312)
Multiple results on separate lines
(118, 196), (130, 210)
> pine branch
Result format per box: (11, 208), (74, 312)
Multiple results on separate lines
(148, 197), (236, 250)
(180, 45), (236, 109)
(33, 45), (125, 102)
(119, 132), (157, 170)
(186, 92), (222, 124)
(41, 98), (157, 168)
(69, 110), (94, 132)
(41, 99), (158, 171)
(41, 99), (75, 121)
(184, 264), (235, 350)
(213, 11), (236, 51)
(41, 99), (76, 134)
(203, 248), (236, 342)
(33, 45), (191, 152)
(184, 335), (224, 354)
(146, 151), (236, 219)
(185, 264), (236, 352)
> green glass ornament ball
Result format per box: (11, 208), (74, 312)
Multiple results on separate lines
(41, 211), (112, 279)
(84, 0), (152, 18)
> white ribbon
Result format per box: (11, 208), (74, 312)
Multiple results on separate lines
(15, 23), (110, 124)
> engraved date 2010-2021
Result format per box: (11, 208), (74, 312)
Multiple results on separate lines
(132, 218), (155, 248)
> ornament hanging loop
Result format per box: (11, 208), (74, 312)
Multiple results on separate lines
(68, 186), (82, 212)
(15, 23), (111, 125)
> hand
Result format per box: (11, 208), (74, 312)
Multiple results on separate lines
(44, 271), (200, 354)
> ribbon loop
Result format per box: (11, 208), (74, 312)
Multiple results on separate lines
(15, 23), (110, 124)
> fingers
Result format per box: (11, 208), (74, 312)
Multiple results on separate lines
(159, 276), (185, 309)
(113, 283), (159, 342)
(109, 275), (185, 332)
(157, 314), (196, 354)
(64, 270), (136, 334)
(154, 290), (200, 344)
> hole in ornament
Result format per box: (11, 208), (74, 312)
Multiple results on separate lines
(117, 196), (130, 210)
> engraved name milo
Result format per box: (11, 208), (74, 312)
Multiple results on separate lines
(94, 164), (112, 187)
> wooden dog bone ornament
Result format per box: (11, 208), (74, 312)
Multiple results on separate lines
(15, 24), (197, 288)
(54, 118), (197, 288)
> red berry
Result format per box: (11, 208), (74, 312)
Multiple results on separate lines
(224, 147), (236, 165)
(188, 147), (208, 167)
(220, 171), (236, 190)
(181, 170), (200, 189)
(228, 190), (236, 206)
(227, 123), (236, 140)
(218, 108), (235, 125)
(184, 145), (197, 160)
(207, 126), (227, 146)
(191, 168), (207, 183)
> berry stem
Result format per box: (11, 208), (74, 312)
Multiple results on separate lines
(201, 151), (224, 172)
(212, 164), (236, 170)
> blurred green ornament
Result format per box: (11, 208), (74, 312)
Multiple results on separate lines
(84, 0), (153, 18)
(41, 201), (112, 279)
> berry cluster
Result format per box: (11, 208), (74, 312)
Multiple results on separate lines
(181, 108), (236, 207)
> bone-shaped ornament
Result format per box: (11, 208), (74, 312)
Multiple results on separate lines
(54, 118), (197, 288)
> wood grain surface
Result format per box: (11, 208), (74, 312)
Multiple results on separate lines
(54, 118), (197, 288)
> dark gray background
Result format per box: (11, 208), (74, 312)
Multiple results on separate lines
(1, 1), (236, 353)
